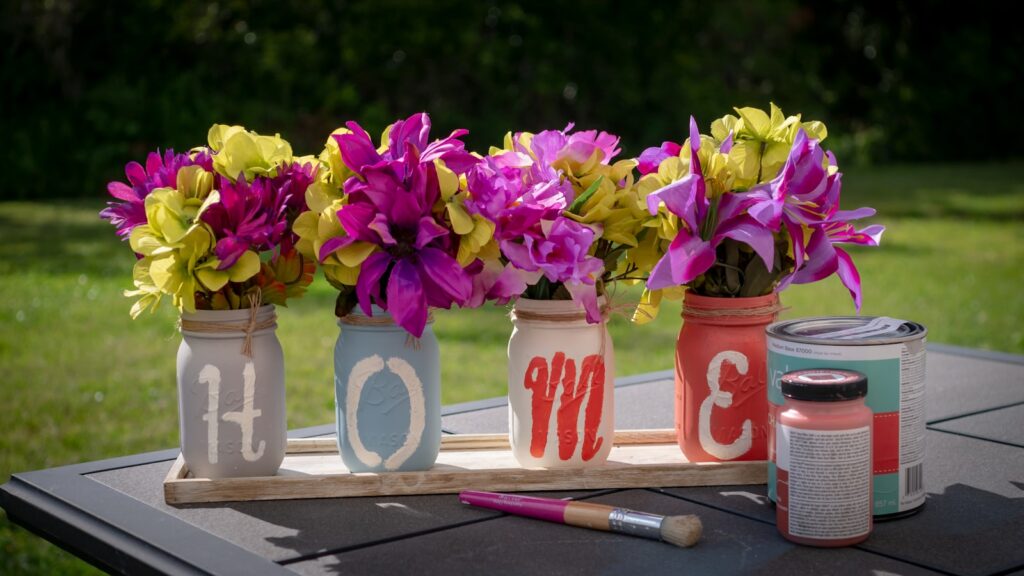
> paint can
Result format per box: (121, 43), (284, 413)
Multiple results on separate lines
(766, 316), (927, 518)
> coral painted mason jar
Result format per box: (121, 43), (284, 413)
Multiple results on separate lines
(675, 292), (779, 462)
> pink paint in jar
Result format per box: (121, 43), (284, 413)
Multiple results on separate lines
(776, 369), (873, 547)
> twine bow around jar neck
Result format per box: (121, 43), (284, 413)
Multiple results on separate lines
(178, 291), (276, 358)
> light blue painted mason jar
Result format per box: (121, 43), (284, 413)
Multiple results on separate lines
(334, 307), (441, 472)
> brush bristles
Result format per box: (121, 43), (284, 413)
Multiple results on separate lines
(660, 514), (702, 548)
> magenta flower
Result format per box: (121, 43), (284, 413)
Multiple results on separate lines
(100, 149), (213, 238)
(465, 154), (571, 242)
(271, 161), (317, 217)
(332, 112), (478, 179)
(501, 217), (605, 322)
(646, 117), (776, 290)
(323, 113), (477, 337)
(200, 174), (288, 269)
(637, 141), (682, 175)
(790, 210), (884, 311)
(465, 124), (626, 321)
(199, 161), (314, 269)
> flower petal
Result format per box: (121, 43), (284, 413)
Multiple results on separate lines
(336, 203), (379, 243)
(792, 228), (838, 285)
(418, 247), (472, 306)
(647, 230), (716, 290)
(414, 216), (448, 249)
(564, 281), (602, 324)
(386, 257), (428, 337)
(355, 251), (391, 316)
(334, 126), (381, 173)
(834, 247), (863, 312)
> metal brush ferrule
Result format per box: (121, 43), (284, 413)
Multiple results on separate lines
(608, 508), (664, 540)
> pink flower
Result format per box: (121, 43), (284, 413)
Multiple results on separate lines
(501, 218), (605, 322)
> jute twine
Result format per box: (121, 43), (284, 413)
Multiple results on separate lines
(509, 303), (618, 358)
(179, 290), (275, 358)
(681, 300), (787, 319)
(338, 311), (435, 350)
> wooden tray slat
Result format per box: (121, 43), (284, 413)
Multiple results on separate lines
(163, 429), (765, 504)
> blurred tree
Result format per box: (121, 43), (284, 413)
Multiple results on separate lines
(2, 0), (1020, 199)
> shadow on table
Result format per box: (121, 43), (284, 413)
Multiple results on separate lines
(242, 482), (1024, 575)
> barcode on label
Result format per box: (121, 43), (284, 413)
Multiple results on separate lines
(904, 463), (924, 496)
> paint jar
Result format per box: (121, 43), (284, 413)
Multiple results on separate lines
(507, 298), (614, 468)
(767, 316), (926, 518)
(776, 369), (872, 547)
(334, 306), (442, 472)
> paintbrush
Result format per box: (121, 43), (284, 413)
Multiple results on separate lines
(458, 490), (702, 548)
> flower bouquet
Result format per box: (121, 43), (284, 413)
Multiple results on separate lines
(101, 125), (316, 316)
(633, 104), (884, 462)
(464, 125), (651, 467)
(100, 125), (317, 478)
(294, 112), (487, 471)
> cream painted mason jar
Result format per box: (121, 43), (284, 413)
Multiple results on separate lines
(507, 298), (614, 468)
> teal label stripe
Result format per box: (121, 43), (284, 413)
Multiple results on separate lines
(874, 473), (899, 515)
(768, 350), (901, 414)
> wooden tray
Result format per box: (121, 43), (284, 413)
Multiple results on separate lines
(163, 429), (766, 504)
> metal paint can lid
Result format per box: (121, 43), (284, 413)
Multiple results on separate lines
(781, 369), (868, 401)
(767, 316), (926, 346)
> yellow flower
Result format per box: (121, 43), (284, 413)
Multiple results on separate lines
(207, 124), (293, 182)
(712, 103), (828, 189)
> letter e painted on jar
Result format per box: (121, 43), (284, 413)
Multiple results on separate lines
(699, 351), (753, 460)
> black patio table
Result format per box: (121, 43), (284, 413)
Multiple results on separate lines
(2, 343), (1023, 575)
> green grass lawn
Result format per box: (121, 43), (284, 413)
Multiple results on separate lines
(2, 161), (1023, 573)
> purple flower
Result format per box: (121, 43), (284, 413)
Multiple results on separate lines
(724, 129), (880, 298)
(646, 117), (776, 290)
(637, 141), (682, 175)
(100, 149), (213, 238)
(731, 130), (838, 231)
(324, 114), (477, 337)
(789, 210), (884, 311)
(501, 218), (605, 322)
(465, 155), (571, 242)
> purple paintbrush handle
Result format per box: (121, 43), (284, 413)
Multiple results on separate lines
(459, 490), (569, 524)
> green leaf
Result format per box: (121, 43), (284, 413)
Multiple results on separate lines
(739, 254), (772, 297)
(568, 176), (604, 215)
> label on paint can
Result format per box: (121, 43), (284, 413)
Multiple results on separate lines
(766, 316), (927, 517)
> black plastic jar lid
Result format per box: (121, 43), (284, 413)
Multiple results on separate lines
(781, 369), (868, 401)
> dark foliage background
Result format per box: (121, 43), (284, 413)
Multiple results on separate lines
(3, 0), (1021, 199)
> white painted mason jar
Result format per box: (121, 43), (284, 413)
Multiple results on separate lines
(507, 298), (614, 468)
(176, 305), (287, 479)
